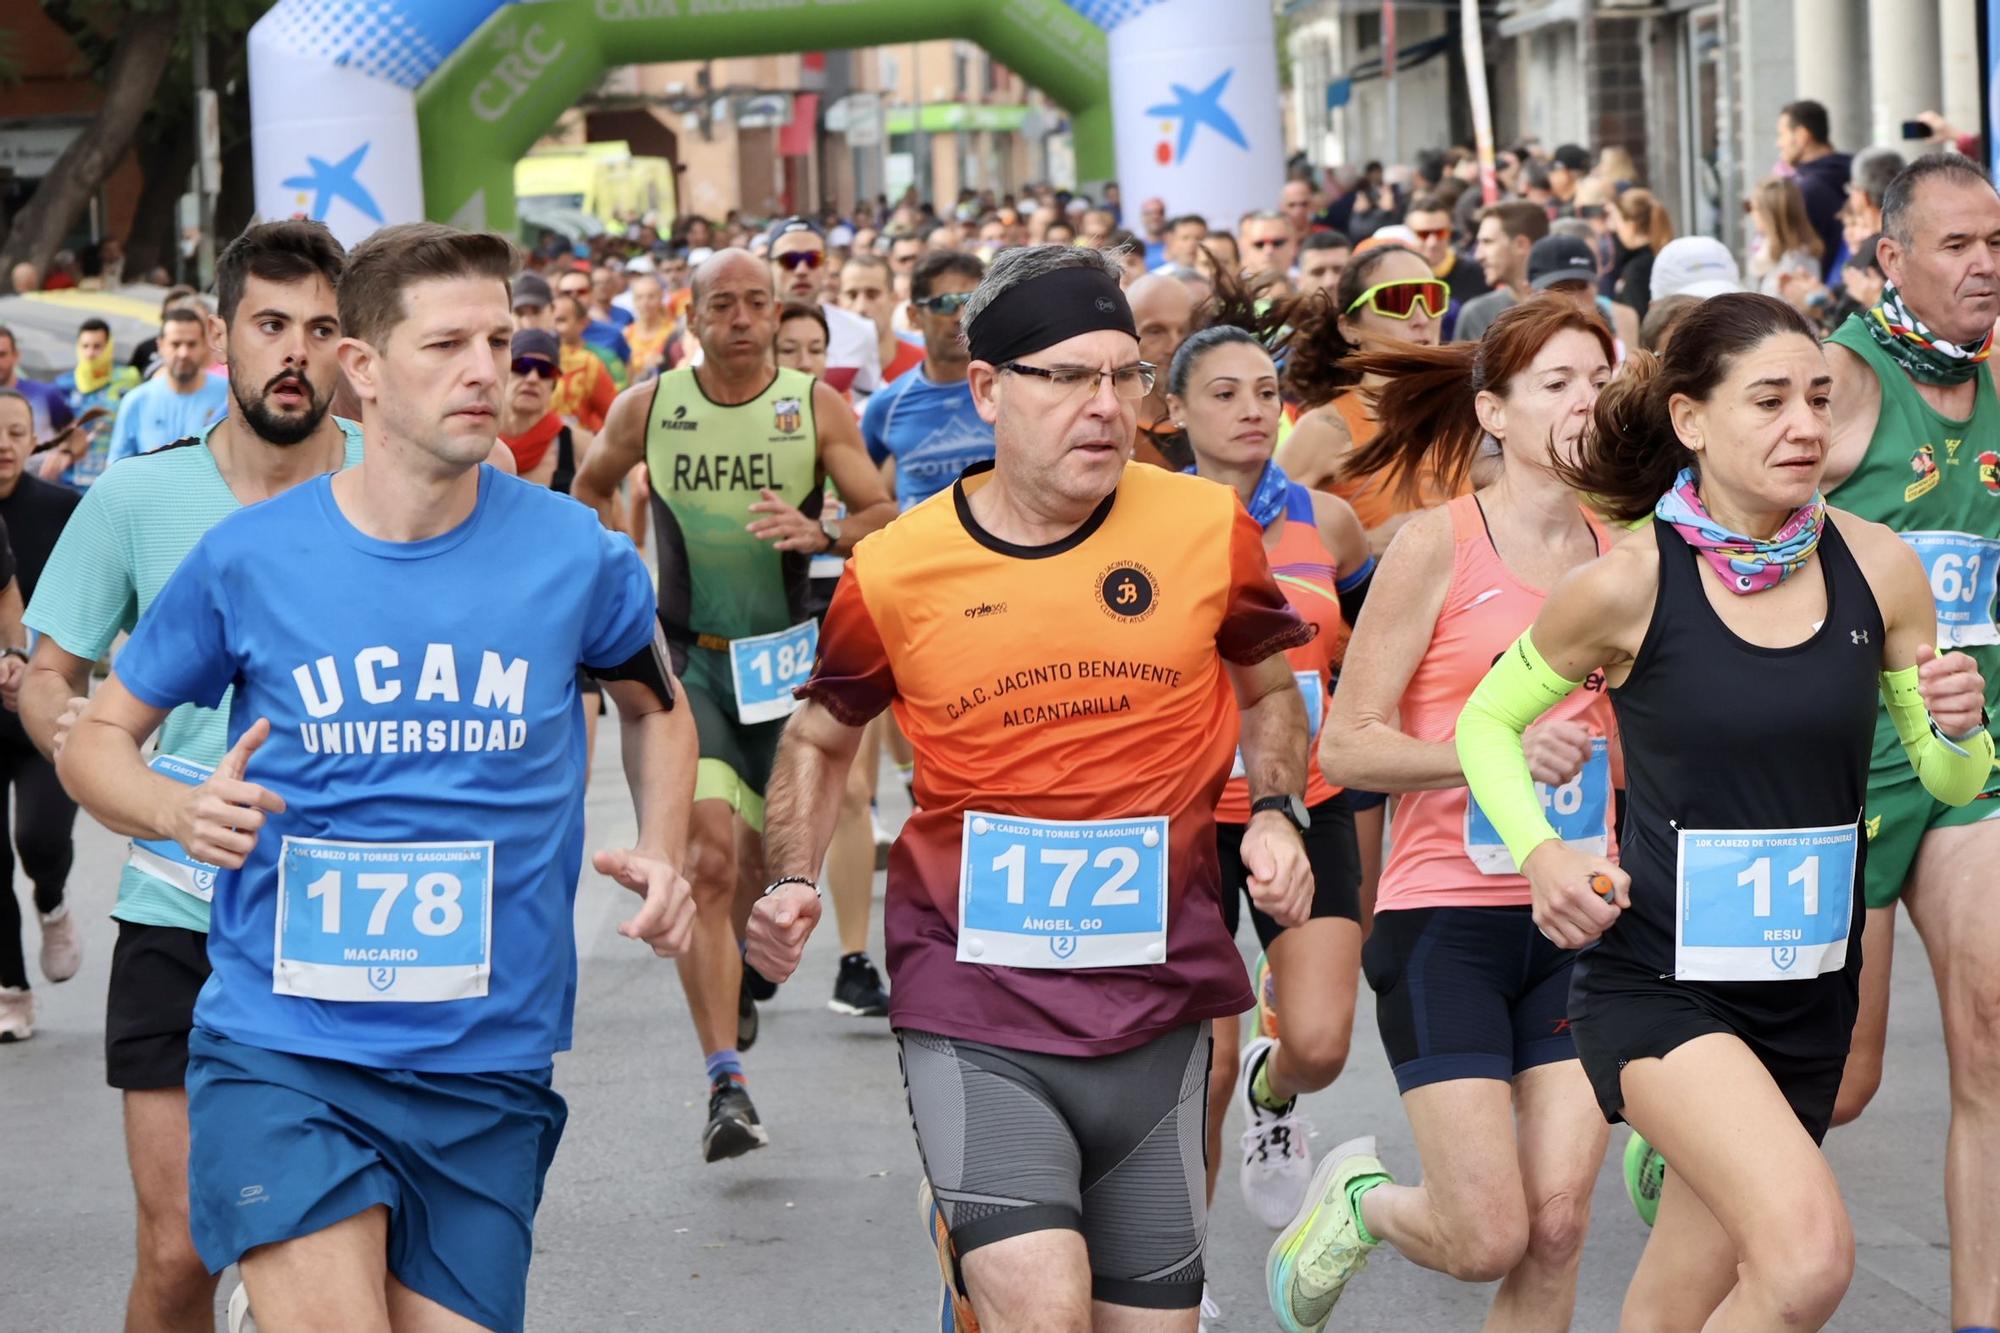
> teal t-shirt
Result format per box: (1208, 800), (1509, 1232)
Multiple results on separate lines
(23, 416), (365, 932)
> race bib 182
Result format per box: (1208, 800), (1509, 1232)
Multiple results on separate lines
(729, 619), (818, 725)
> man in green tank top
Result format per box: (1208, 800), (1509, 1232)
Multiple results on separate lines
(1822, 153), (2000, 1329)
(574, 249), (893, 1163)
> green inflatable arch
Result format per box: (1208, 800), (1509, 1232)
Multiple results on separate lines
(414, 0), (1112, 234)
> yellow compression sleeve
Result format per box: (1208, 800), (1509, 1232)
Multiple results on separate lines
(1455, 631), (1587, 869)
(1881, 666), (1996, 807)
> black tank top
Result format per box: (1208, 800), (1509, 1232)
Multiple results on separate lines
(1586, 518), (1880, 1048)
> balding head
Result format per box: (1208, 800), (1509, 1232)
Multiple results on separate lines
(691, 247), (772, 305)
(1126, 275), (1197, 371)
(690, 247), (780, 370)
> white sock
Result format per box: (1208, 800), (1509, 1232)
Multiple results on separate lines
(39, 904), (68, 923)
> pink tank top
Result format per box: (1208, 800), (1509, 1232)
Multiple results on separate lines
(1375, 494), (1621, 912)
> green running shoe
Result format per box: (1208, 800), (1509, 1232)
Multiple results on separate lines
(1624, 1131), (1665, 1228)
(1252, 949), (1280, 1040)
(1267, 1135), (1384, 1333)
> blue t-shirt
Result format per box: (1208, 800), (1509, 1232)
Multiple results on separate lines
(107, 372), (229, 467)
(860, 369), (995, 510)
(114, 468), (658, 1072)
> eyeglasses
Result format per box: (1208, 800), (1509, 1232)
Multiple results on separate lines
(1345, 278), (1448, 320)
(512, 357), (558, 379)
(1577, 205), (1606, 220)
(775, 250), (825, 272)
(1411, 228), (1452, 243)
(1000, 361), (1156, 400)
(915, 291), (973, 315)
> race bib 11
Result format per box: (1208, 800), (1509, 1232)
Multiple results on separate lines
(1674, 821), (1857, 982)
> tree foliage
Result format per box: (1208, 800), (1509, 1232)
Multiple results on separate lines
(0, 0), (270, 289)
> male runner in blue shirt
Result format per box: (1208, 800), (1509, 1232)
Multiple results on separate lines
(60, 223), (698, 1333)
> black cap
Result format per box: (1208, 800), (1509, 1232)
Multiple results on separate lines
(511, 272), (552, 310)
(765, 216), (822, 246)
(1552, 143), (1592, 173)
(509, 328), (559, 365)
(1528, 235), (1599, 290)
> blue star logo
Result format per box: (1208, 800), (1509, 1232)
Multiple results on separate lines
(1145, 69), (1249, 163)
(283, 143), (384, 225)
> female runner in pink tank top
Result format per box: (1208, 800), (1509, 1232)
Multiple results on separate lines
(1270, 297), (1622, 1332)
(1161, 327), (1375, 1271)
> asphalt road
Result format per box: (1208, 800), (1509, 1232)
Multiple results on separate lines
(0, 740), (1957, 1330)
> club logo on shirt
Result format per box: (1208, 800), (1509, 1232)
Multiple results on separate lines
(1979, 450), (2000, 494)
(773, 397), (802, 434)
(1907, 444), (1940, 502)
(1096, 563), (1158, 622)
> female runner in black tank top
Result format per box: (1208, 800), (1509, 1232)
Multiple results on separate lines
(1458, 295), (1991, 1331)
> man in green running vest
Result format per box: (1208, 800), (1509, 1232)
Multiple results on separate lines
(573, 249), (894, 1164)
(1817, 154), (2000, 1329)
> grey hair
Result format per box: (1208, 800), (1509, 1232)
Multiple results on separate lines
(1881, 152), (1997, 245)
(1851, 146), (1907, 207)
(1549, 218), (1596, 243)
(961, 243), (1124, 346)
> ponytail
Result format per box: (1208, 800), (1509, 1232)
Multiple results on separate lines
(1553, 349), (1692, 523)
(1343, 294), (1617, 507)
(1341, 342), (1486, 505)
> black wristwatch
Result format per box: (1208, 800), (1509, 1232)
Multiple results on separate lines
(1250, 793), (1309, 833)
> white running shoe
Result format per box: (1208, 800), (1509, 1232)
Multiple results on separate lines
(1238, 1036), (1315, 1228)
(227, 1280), (258, 1333)
(0, 986), (33, 1043)
(38, 905), (80, 983)
(1198, 1280), (1221, 1331)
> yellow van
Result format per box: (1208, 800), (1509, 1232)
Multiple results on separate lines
(515, 142), (676, 233)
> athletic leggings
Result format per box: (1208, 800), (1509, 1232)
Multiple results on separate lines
(0, 734), (77, 991)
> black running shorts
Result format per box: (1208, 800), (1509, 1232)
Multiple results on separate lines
(105, 921), (211, 1090)
(898, 1022), (1211, 1311)
(1569, 954), (1850, 1144)
(1364, 905), (1578, 1093)
(1216, 794), (1364, 949)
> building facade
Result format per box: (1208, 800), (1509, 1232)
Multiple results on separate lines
(548, 41), (1068, 224)
(1286, 0), (1983, 255)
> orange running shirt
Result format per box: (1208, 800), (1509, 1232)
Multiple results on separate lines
(1216, 481), (1346, 824)
(1375, 494), (1620, 912)
(800, 462), (1312, 1055)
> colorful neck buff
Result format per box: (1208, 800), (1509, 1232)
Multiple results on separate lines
(1863, 282), (1995, 385)
(72, 341), (115, 396)
(1188, 458), (1290, 528)
(1654, 467), (1824, 595)
(501, 413), (563, 474)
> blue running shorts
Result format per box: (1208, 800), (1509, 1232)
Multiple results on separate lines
(185, 1028), (567, 1333)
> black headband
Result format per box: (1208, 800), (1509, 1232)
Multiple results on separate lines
(966, 265), (1137, 365)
